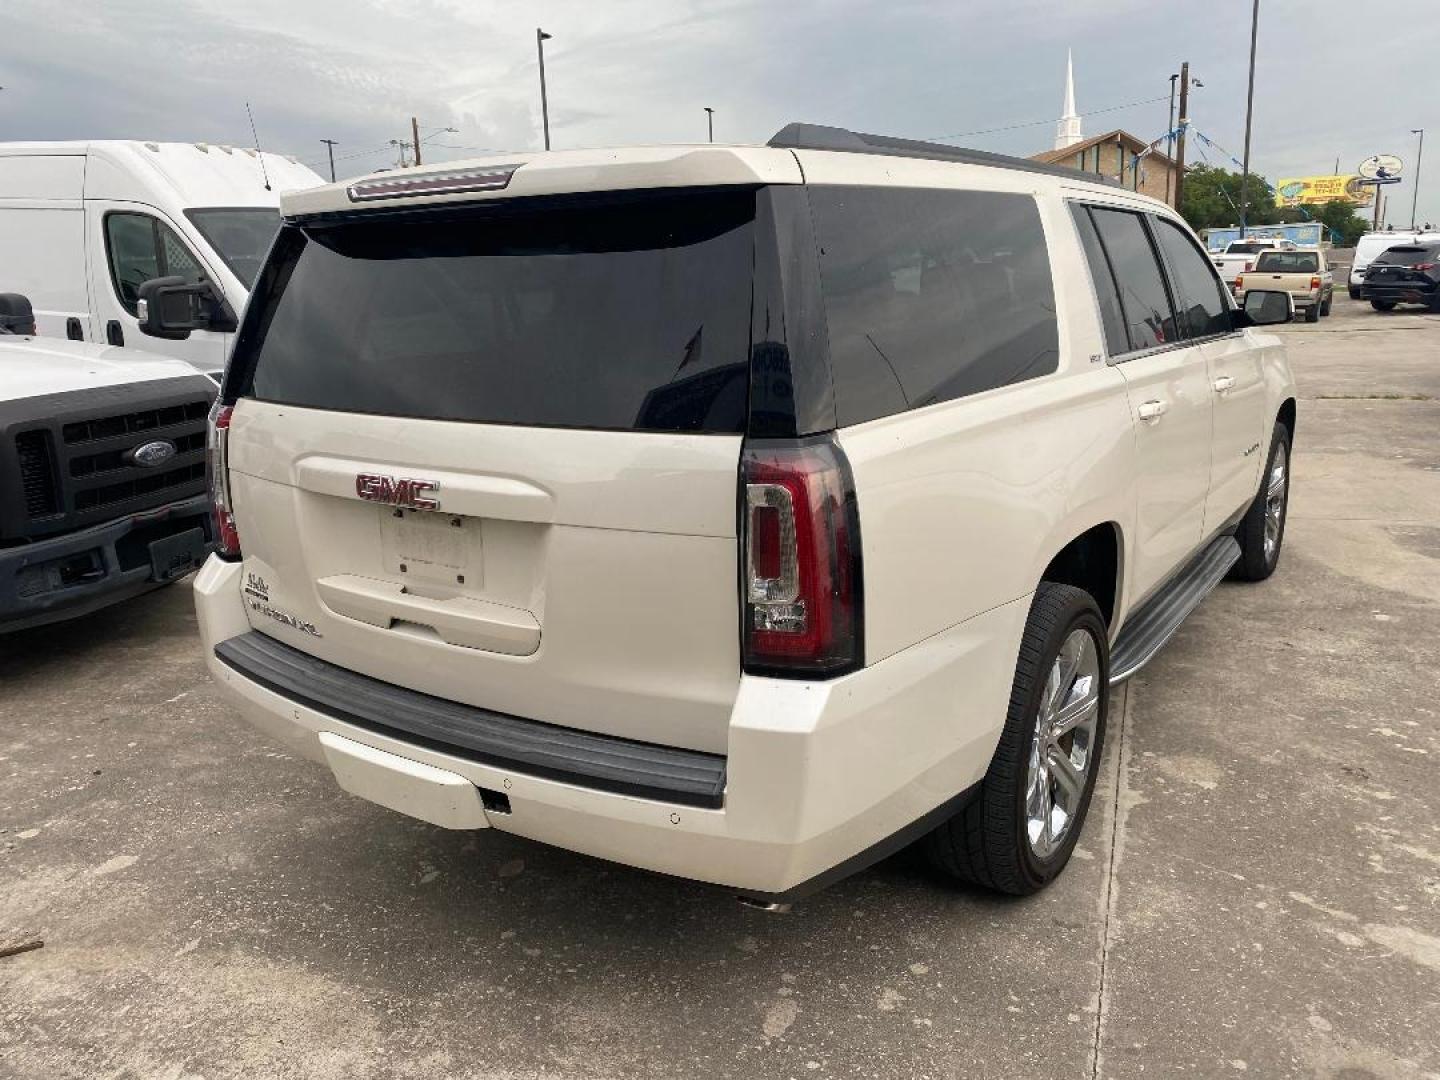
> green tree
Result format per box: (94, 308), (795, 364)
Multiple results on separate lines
(1179, 164), (1281, 231)
(1307, 198), (1369, 247)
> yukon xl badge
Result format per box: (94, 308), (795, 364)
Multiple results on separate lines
(355, 473), (440, 511)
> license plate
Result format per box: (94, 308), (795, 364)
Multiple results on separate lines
(148, 527), (208, 581)
(380, 508), (483, 584)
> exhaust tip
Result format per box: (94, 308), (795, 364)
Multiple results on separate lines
(736, 896), (792, 914)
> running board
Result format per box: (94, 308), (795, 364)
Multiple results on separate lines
(1109, 536), (1241, 685)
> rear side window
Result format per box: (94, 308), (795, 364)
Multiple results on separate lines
(1086, 208), (1178, 353)
(237, 190), (756, 433)
(809, 186), (1059, 426)
(1071, 205), (1128, 355)
(1152, 216), (1232, 338)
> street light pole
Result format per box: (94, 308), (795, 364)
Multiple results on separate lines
(1411, 128), (1425, 230)
(1165, 73), (1178, 205)
(1239, 0), (1261, 238)
(704, 107), (714, 144)
(537, 28), (553, 150)
(320, 138), (338, 182)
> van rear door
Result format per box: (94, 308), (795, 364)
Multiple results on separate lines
(223, 188), (765, 755)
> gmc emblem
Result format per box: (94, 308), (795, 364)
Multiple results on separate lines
(355, 473), (441, 511)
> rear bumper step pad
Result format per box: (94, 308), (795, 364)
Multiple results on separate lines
(214, 631), (727, 808)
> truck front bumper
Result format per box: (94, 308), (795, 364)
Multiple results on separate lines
(194, 556), (1025, 899)
(0, 494), (214, 633)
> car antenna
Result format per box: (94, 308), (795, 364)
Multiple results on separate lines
(246, 101), (273, 191)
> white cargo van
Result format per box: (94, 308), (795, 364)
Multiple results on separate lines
(0, 141), (323, 375)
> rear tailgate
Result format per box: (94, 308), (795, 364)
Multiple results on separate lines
(222, 185), (773, 755)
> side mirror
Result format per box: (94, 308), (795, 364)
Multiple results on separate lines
(0, 292), (36, 336)
(137, 276), (238, 340)
(1241, 289), (1294, 327)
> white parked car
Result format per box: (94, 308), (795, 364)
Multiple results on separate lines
(0, 295), (217, 632)
(1212, 237), (1297, 282)
(186, 125), (1297, 902)
(0, 140), (323, 377)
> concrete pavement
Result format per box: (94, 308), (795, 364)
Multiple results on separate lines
(2, 295), (1437, 1079)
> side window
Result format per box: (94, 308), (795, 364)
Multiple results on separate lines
(1088, 208), (1179, 353)
(104, 213), (207, 315)
(1070, 205), (1128, 356)
(810, 186), (1060, 426)
(1151, 216), (1232, 339)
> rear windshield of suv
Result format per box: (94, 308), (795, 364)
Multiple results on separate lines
(1253, 251), (1319, 273)
(234, 189), (756, 433)
(1373, 246), (1438, 266)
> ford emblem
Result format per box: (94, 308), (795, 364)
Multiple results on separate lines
(131, 439), (178, 469)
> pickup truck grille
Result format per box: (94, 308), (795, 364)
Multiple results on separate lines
(16, 430), (60, 519)
(0, 377), (217, 544)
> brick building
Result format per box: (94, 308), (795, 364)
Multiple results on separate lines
(1027, 52), (1178, 204)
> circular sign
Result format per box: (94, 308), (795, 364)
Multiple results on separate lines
(1358, 154), (1403, 180)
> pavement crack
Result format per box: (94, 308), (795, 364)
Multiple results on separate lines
(1091, 682), (1133, 1080)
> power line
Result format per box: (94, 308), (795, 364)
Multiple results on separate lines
(926, 94), (1171, 143)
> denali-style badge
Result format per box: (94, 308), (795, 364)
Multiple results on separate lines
(355, 472), (441, 511)
(130, 439), (177, 469)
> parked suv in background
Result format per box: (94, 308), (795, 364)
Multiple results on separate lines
(1361, 242), (1440, 311)
(182, 126), (1297, 902)
(1235, 248), (1332, 322)
(1, 294), (216, 633)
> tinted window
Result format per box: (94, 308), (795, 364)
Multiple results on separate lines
(1153, 216), (1232, 338)
(1088, 208), (1178, 352)
(1253, 251), (1319, 273)
(810, 186), (1058, 425)
(187, 208), (282, 289)
(240, 190), (755, 433)
(1227, 242), (1272, 255)
(1374, 246), (1438, 266)
(105, 213), (207, 314)
(1071, 205), (1128, 355)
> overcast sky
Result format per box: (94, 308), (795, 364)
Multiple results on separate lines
(1, 0), (1435, 225)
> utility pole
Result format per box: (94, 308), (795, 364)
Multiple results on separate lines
(1165, 73), (1178, 204)
(1174, 61), (1191, 213)
(1238, 0), (1260, 238)
(1411, 129), (1425, 230)
(319, 139), (338, 182)
(411, 117), (422, 166)
(537, 29), (553, 150)
(704, 107), (715, 144)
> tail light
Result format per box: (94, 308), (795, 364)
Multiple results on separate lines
(1310, 276), (1321, 290)
(1234, 275), (1244, 290)
(741, 437), (863, 677)
(1414, 262), (1436, 272)
(206, 402), (242, 559)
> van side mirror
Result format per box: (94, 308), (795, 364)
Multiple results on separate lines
(1240, 289), (1294, 327)
(0, 293), (36, 336)
(137, 276), (238, 340)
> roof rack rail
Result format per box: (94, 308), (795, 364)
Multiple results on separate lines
(767, 123), (1121, 187)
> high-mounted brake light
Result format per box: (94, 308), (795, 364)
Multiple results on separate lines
(207, 402), (242, 559)
(741, 437), (863, 677)
(347, 164), (522, 203)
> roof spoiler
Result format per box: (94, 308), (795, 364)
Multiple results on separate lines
(768, 122), (1122, 187)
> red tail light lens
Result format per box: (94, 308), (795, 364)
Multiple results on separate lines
(1414, 262), (1436, 272)
(1234, 275), (1244, 289)
(206, 402), (242, 559)
(741, 437), (863, 677)
(1310, 276), (1321, 289)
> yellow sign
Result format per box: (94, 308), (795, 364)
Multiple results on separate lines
(1275, 175), (1374, 208)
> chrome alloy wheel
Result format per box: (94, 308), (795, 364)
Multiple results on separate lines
(1025, 628), (1102, 859)
(1264, 441), (1289, 563)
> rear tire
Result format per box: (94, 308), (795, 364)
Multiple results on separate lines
(1230, 422), (1291, 582)
(1304, 302), (1320, 323)
(1320, 295), (1332, 316)
(925, 584), (1109, 896)
(1371, 299), (1396, 311)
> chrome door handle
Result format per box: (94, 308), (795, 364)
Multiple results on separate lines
(1137, 399), (1168, 423)
(1213, 375), (1236, 394)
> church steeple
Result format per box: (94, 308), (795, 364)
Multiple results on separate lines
(1055, 50), (1083, 150)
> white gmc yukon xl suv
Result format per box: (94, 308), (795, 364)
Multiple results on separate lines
(186, 125), (1297, 902)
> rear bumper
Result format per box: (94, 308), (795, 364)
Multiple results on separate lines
(194, 556), (1026, 897)
(1360, 282), (1438, 304)
(1235, 286), (1320, 307)
(0, 494), (213, 633)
